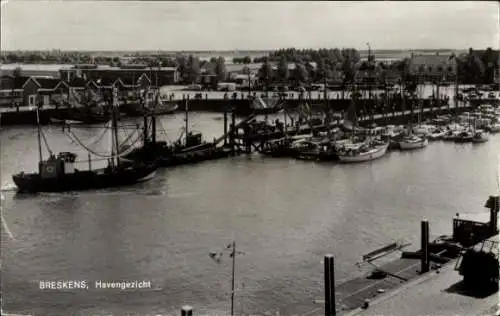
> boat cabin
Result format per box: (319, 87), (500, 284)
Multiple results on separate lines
(453, 196), (498, 247)
(185, 131), (203, 148)
(39, 152), (77, 178)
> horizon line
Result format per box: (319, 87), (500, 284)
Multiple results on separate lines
(0, 48), (489, 53)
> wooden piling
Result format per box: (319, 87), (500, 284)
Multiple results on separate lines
(181, 305), (193, 316)
(421, 219), (430, 273)
(324, 254), (336, 316)
(487, 196), (499, 234)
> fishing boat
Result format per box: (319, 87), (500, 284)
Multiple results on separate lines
(337, 139), (389, 163)
(442, 129), (460, 141)
(123, 96), (234, 167)
(12, 88), (157, 193)
(121, 89), (178, 117)
(427, 127), (447, 140)
(472, 130), (489, 143)
(50, 106), (112, 125)
(399, 134), (428, 150)
(259, 137), (296, 157)
(486, 122), (500, 133)
(454, 130), (474, 143)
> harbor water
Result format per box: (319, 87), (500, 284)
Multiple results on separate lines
(1, 112), (499, 315)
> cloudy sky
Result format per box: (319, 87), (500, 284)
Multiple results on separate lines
(1, 1), (498, 51)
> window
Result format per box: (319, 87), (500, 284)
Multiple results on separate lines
(448, 66), (453, 72)
(28, 95), (36, 106)
(428, 66), (433, 72)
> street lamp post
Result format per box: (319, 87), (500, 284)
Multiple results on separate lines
(209, 241), (245, 316)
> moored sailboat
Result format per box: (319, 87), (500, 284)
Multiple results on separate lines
(399, 134), (428, 149)
(472, 130), (489, 143)
(337, 139), (389, 163)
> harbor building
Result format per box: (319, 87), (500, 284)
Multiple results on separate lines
(0, 64), (68, 78)
(0, 75), (87, 108)
(409, 53), (457, 83)
(59, 64), (179, 86)
(22, 77), (64, 107)
(0, 75), (29, 107)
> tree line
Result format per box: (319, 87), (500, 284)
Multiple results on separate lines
(2, 47), (498, 86)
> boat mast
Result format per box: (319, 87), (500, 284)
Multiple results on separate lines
(143, 81), (149, 146)
(454, 55), (459, 116)
(367, 43), (373, 131)
(35, 98), (43, 163)
(111, 87), (120, 166)
(152, 65), (159, 145)
(185, 98), (189, 145)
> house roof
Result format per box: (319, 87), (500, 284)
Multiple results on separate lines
(36, 77), (61, 89)
(93, 77), (115, 87)
(0, 75), (30, 90)
(137, 73), (151, 83)
(67, 77), (87, 88)
(22, 77), (61, 90)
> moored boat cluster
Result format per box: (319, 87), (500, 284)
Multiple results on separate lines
(257, 102), (499, 163)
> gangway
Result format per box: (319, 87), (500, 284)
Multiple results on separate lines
(212, 113), (257, 146)
(356, 241), (412, 281)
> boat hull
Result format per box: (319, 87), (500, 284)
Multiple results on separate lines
(157, 147), (232, 167)
(399, 139), (428, 150)
(124, 143), (232, 167)
(338, 143), (389, 163)
(12, 164), (157, 193)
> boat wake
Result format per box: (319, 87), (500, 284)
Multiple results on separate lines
(1, 183), (17, 192)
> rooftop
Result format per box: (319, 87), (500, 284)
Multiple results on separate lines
(456, 211), (495, 227)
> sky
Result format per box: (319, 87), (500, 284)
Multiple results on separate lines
(1, 1), (499, 51)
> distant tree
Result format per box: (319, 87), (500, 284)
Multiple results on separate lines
(215, 56), (227, 82)
(186, 55), (201, 84)
(13, 66), (22, 78)
(316, 58), (327, 82)
(258, 61), (274, 91)
(293, 63), (308, 85)
(243, 56), (252, 64)
(277, 55), (289, 82)
(481, 47), (497, 84)
(176, 55), (188, 83)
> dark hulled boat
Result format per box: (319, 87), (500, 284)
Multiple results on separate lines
(13, 88), (157, 193)
(124, 96), (231, 167)
(50, 105), (111, 125)
(13, 153), (156, 193)
(125, 131), (231, 167)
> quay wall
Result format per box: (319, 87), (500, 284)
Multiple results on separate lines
(0, 98), (483, 126)
(176, 97), (452, 115)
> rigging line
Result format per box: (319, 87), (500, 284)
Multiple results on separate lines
(66, 131), (114, 158)
(68, 129), (140, 159)
(66, 121), (110, 151)
(40, 129), (53, 155)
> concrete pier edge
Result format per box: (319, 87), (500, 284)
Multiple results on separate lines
(342, 258), (458, 316)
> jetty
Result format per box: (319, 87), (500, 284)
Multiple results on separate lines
(247, 196), (499, 316)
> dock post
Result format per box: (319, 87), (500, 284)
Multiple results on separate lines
(487, 196), (499, 235)
(181, 305), (193, 316)
(224, 109), (228, 146)
(421, 219), (430, 274)
(324, 254), (336, 316)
